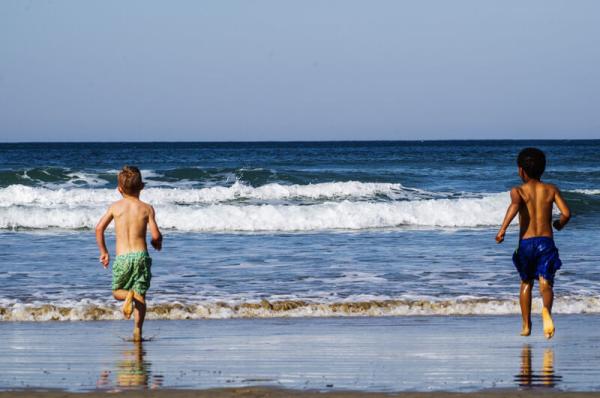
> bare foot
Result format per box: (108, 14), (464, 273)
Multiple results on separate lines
(133, 327), (142, 342)
(123, 290), (134, 319)
(133, 291), (145, 305)
(542, 307), (555, 339)
(520, 323), (531, 336)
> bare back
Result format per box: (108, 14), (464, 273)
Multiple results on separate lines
(516, 181), (557, 239)
(497, 174), (569, 245)
(111, 198), (152, 255)
(96, 190), (162, 268)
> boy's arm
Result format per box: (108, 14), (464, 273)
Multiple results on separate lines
(148, 206), (163, 251)
(553, 187), (571, 231)
(95, 207), (114, 268)
(496, 188), (522, 243)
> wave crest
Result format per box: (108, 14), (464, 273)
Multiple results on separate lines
(0, 181), (434, 207)
(0, 193), (509, 230)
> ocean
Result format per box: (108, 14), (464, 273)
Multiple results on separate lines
(1, 140), (599, 321)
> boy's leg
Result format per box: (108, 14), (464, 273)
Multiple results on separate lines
(132, 295), (146, 342)
(539, 276), (555, 339)
(113, 290), (134, 319)
(133, 291), (145, 305)
(112, 290), (129, 300)
(519, 280), (533, 336)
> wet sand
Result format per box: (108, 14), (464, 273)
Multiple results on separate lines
(3, 389), (600, 398)
(1, 315), (600, 392)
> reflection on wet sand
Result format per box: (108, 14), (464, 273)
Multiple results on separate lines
(514, 345), (562, 388)
(97, 342), (163, 391)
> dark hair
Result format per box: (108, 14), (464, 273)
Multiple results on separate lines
(517, 148), (546, 179)
(118, 165), (144, 195)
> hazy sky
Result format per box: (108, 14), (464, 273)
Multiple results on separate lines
(1, 1), (599, 142)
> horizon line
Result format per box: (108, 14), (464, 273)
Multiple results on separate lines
(1, 138), (599, 144)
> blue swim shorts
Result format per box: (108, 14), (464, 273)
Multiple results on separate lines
(513, 237), (562, 285)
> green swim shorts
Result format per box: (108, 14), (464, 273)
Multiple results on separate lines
(111, 251), (152, 296)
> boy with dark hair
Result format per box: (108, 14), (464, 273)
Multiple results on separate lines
(96, 166), (163, 342)
(496, 148), (570, 339)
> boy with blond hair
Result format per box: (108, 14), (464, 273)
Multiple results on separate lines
(96, 166), (162, 342)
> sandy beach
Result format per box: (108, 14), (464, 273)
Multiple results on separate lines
(3, 0), (600, 392)
(2, 314), (600, 393)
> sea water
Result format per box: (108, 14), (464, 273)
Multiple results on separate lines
(1, 141), (599, 321)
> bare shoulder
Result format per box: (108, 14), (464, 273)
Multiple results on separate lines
(109, 199), (126, 212)
(542, 182), (561, 195)
(509, 186), (524, 202)
(138, 200), (155, 215)
(511, 185), (525, 196)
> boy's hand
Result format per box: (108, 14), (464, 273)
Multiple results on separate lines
(495, 229), (505, 243)
(553, 220), (564, 231)
(99, 252), (110, 268)
(151, 236), (162, 251)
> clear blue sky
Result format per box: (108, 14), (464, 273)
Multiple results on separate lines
(1, 0), (599, 142)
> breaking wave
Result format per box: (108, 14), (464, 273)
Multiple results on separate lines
(8, 181), (597, 232)
(0, 192), (509, 230)
(2, 296), (599, 321)
(0, 181), (435, 207)
(569, 189), (600, 196)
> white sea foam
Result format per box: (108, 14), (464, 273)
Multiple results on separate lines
(0, 192), (509, 230)
(2, 296), (599, 321)
(0, 181), (432, 207)
(0, 182), (511, 231)
(0, 185), (119, 207)
(570, 189), (600, 195)
(63, 172), (110, 187)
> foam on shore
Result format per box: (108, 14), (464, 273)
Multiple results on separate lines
(2, 296), (599, 321)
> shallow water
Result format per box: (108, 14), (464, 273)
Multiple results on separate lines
(2, 227), (600, 320)
(1, 141), (599, 319)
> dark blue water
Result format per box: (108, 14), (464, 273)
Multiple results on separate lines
(2, 141), (600, 192)
(0, 141), (599, 320)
